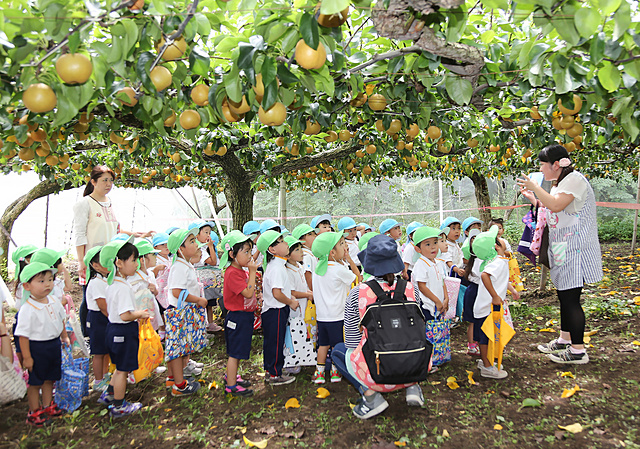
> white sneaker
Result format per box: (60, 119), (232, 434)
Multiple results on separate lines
(187, 359), (204, 369)
(184, 364), (202, 377)
(480, 365), (508, 379)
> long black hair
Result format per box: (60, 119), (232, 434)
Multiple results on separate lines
(538, 144), (574, 185)
(463, 237), (477, 282)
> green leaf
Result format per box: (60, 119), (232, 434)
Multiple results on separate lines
(261, 78), (278, 110)
(613, 1), (631, 41)
(445, 76), (472, 105)
(195, 13), (211, 37)
(598, 62), (621, 92)
(224, 66), (242, 103)
(481, 0), (509, 8)
(189, 47), (211, 77)
(277, 63), (299, 84)
(135, 52), (155, 93)
(237, 43), (256, 70)
(300, 12), (319, 50)
(319, 0), (350, 15)
(445, 8), (467, 42)
(520, 398), (542, 409)
(590, 34), (605, 64)
(68, 32), (81, 54)
(551, 9), (579, 47)
(574, 7), (601, 38)
(261, 56), (277, 88)
(611, 96), (632, 117)
(599, 0), (622, 16)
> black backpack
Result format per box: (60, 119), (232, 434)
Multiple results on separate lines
(360, 277), (432, 384)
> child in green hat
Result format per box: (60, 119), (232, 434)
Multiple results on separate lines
(292, 223), (317, 291)
(471, 226), (513, 379)
(220, 230), (260, 397)
(129, 240), (163, 331)
(14, 262), (70, 426)
(165, 228), (208, 395)
(98, 239), (149, 417)
(83, 245), (112, 391)
(412, 227), (449, 322)
(283, 235), (315, 374)
(11, 244), (39, 305)
(311, 232), (357, 384)
(256, 230), (298, 386)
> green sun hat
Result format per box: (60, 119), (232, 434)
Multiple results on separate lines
(461, 228), (481, 260)
(256, 230), (287, 269)
(83, 245), (103, 281)
(358, 231), (380, 251)
(19, 262), (56, 284)
(291, 224), (315, 240)
(167, 228), (198, 263)
(473, 225), (500, 271)
(412, 226), (442, 246)
(99, 236), (135, 284)
(12, 244), (39, 280)
(311, 231), (343, 276)
(219, 230), (253, 269)
(30, 248), (67, 268)
(284, 235), (304, 251)
(135, 240), (161, 257)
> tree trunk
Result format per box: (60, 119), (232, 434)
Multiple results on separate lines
(224, 179), (254, 231)
(1, 179), (71, 272)
(469, 172), (492, 225)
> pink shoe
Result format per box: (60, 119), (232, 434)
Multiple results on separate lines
(207, 322), (223, 332)
(467, 343), (480, 356)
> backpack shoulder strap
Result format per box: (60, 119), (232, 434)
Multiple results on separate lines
(365, 279), (389, 303)
(392, 276), (407, 302)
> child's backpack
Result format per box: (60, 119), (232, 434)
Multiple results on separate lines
(360, 277), (432, 384)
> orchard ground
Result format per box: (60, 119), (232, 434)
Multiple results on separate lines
(2, 243), (640, 449)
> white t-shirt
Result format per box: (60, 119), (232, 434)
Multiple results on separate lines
(302, 247), (317, 275)
(435, 258), (448, 278)
(312, 261), (357, 322)
(86, 275), (108, 311)
(51, 277), (65, 303)
(345, 238), (361, 266)
(467, 258), (483, 285)
(552, 171), (588, 215)
(442, 240), (463, 267)
(262, 257), (291, 314)
(14, 296), (66, 341)
(412, 256), (445, 316)
(0, 274), (13, 309)
(167, 258), (200, 308)
(402, 244), (418, 271)
(286, 262), (308, 318)
(474, 257), (510, 319)
(106, 277), (136, 324)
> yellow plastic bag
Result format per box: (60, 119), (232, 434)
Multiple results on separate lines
(132, 319), (164, 383)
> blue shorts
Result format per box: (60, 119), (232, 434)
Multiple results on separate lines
(463, 282), (479, 323)
(225, 311), (254, 360)
(27, 338), (62, 386)
(87, 310), (109, 355)
(317, 320), (344, 347)
(106, 322), (139, 372)
(473, 314), (490, 345)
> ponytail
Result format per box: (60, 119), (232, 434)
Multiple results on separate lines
(382, 273), (395, 286)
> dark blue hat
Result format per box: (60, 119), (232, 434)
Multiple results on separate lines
(357, 234), (404, 277)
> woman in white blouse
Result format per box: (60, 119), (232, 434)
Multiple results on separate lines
(518, 144), (602, 365)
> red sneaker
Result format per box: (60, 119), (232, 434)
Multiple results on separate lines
(26, 408), (50, 427)
(43, 402), (64, 418)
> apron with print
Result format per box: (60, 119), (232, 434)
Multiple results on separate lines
(546, 172), (603, 291)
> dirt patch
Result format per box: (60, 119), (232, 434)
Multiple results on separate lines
(2, 243), (640, 448)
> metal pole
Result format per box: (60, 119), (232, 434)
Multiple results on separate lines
(539, 265), (548, 291)
(631, 166), (640, 252)
(439, 179), (444, 224)
(279, 178), (287, 229)
(206, 194), (226, 238)
(44, 195), (49, 247)
(190, 187), (202, 218)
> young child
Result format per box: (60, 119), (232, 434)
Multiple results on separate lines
(219, 230), (259, 397)
(462, 217), (483, 242)
(165, 228), (208, 395)
(310, 214), (333, 234)
(12, 245), (40, 363)
(435, 231), (449, 278)
(412, 227), (448, 321)
(488, 218), (511, 252)
(337, 217), (361, 269)
(151, 232), (171, 340)
(130, 240), (163, 331)
(283, 235), (315, 374)
(440, 217), (465, 278)
(260, 219), (283, 235)
(15, 262), (69, 427)
(461, 229), (482, 356)
(256, 230), (299, 385)
(379, 219), (406, 278)
(292, 224), (317, 291)
(98, 239), (149, 416)
(472, 226), (511, 379)
(188, 220), (222, 332)
(311, 232), (357, 384)
(30, 248), (72, 307)
(358, 232), (380, 281)
(489, 218), (524, 293)
(402, 221), (423, 280)
(84, 246), (111, 391)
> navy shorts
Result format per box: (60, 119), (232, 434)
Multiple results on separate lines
(225, 311), (254, 360)
(473, 315), (490, 345)
(27, 338), (62, 386)
(422, 308), (435, 321)
(87, 310), (109, 355)
(317, 320), (344, 347)
(106, 322), (139, 372)
(12, 312), (20, 353)
(463, 282), (479, 323)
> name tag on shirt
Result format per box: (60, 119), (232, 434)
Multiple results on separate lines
(114, 336), (125, 343)
(227, 320), (237, 330)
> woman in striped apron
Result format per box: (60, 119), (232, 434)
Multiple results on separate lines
(518, 144), (602, 365)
